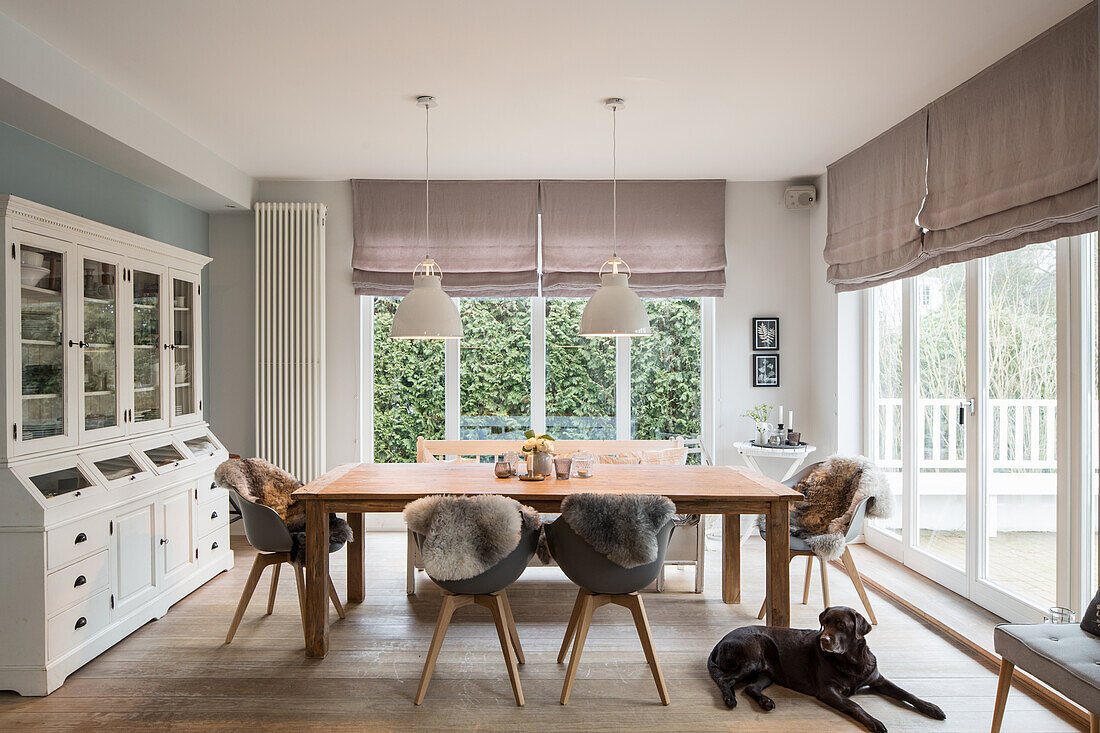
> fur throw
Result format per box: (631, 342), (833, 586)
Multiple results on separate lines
(404, 495), (541, 581)
(758, 455), (892, 561)
(559, 493), (676, 569)
(216, 458), (352, 566)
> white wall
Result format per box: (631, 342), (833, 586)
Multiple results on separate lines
(208, 179), (828, 480)
(712, 182), (813, 478)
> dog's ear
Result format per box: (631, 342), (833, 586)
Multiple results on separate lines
(818, 608), (829, 628)
(853, 609), (871, 637)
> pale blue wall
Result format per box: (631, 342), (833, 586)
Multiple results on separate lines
(0, 121), (212, 417)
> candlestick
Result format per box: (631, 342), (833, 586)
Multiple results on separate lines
(776, 405), (783, 425)
(788, 410), (794, 429)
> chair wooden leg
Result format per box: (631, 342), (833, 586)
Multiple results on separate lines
(1090, 713), (1099, 733)
(991, 658), (1014, 733)
(560, 591), (597, 705)
(757, 598), (767, 620)
(479, 594), (525, 707)
(802, 555), (814, 604)
(266, 562), (281, 615)
(293, 564), (309, 648)
(819, 555), (831, 608)
(498, 590), (524, 665)
(328, 575), (346, 619)
(623, 593), (670, 705)
(414, 594), (464, 705)
(406, 530), (417, 596)
(225, 554), (270, 644)
(840, 547), (877, 624)
(558, 589), (586, 663)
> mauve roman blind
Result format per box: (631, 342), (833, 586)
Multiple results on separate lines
(352, 179), (539, 297)
(540, 180), (727, 297)
(919, 2), (1097, 264)
(825, 1), (1097, 292)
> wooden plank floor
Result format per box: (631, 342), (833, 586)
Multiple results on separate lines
(0, 532), (1077, 732)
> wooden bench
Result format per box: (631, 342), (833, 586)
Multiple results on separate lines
(407, 436), (706, 594)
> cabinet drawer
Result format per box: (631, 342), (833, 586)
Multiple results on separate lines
(196, 477), (224, 503)
(196, 493), (229, 539)
(48, 590), (111, 661)
(198, 523), (231, 566)
(47, 549), (109, 616)
(47, 516), (109, 571)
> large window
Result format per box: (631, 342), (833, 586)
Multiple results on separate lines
(864, 235), (1096, 622)
(371, 297), (705, 462)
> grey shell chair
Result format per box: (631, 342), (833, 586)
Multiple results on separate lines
(756, 461), (879, 624)
(412, 523), (539, 707)
(225, 489), (345, 645)
(546, 516), (674, 705)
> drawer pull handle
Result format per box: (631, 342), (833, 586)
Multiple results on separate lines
(210, 482), (217, 490)
(74, 575), (87, 587)
(211, 541), (219, 550)
(210, 511), (218, 519)
(74, 617), (87, 629)
(74, 533), (87, 544)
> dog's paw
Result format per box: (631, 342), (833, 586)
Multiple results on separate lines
(920, 702), (946, 720)
(757, 695), (775, 711)
(865, 720), (887, 733)
(723, 694), (737, 709)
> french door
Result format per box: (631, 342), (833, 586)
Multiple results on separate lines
(866, 234), (1097, 622)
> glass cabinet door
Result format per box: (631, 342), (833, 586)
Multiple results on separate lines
(18, 239), (70, 447)
(132, 266), (168, 430)
(170, 275), (199, 423)
(80, 254), (122, 439)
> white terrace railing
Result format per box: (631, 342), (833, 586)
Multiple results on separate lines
(874, 398), (1057, 471)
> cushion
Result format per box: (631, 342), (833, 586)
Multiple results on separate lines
(598, 454), (642, 464)
(994, 623), (1100, 713)
(640, 447), (689, 465)
(1082, 588), (1100, 635)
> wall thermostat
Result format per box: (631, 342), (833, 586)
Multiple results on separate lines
(784, 185), (817, 210)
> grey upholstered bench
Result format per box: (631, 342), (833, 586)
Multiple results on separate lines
(992, 623), (1100, 732)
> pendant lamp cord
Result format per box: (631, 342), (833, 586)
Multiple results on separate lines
(611, 104), (617, 259)
(424, 102), (431, 262)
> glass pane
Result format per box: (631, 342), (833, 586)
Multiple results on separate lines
(459, 299), (530, 443)
(631, 299), (701, 451)
(984, 242), (1057, 608)
(373, 297), (444, 462)
(173, 279), (195, 417)
(546, 299), (615, 439)
(30, 467), (91, 498)
(144, 443), (185, 466)
(133, 269), (162, 423)
(20, 245), (65, 440)
(184, 435), (217, 458)
(871, 282), (903, 536)
(83, 259), (117, 431)
(94, 454), (143, 481)
(915, 263), (967, 569)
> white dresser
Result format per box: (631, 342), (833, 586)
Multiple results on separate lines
(0, 196), (232, 696)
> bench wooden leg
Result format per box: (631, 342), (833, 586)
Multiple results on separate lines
(991, 658), (1014, 733)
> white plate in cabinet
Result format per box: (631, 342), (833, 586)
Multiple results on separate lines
(47, 549), (109, 616)
(48, 590), (111, 662)
(46, 516), (109, 571)
(195, 493), (228, 539)
(197, 523), (230, 567)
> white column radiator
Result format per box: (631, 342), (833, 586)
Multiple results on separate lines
(254, 202), (327, 482)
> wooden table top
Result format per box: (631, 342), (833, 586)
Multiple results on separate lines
(293, 462), (803, 511)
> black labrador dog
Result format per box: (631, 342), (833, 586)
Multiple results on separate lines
(708, 606), (945, 732)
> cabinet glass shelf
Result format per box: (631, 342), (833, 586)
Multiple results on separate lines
(29, 466), (92, 498)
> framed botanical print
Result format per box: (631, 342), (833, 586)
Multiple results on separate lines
(752, 317), (779, 350)
(752, 353), (780, 387)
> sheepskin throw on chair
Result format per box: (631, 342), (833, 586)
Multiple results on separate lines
(404, 495), (541, 581)
(766, 455), (892, 561)
(214, 458), (352, 564)
(559, 493), (676, 568)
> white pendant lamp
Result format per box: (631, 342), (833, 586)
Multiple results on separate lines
(391, 96), (463, 340)
(579, 98), (651, 338)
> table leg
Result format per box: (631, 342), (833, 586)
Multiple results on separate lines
(346, 512), (364, 603)
(765, 502), (791, 627)
(304, 501), (330, 658)
(722, 514), (741, 604)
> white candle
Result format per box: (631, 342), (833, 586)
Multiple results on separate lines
(789, 410), (794, 429)
(776, 405), (784, 425)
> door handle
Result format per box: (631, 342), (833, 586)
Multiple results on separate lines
(68, 339), (86, 348)
(958, 398), (975, 425)
(159, 537), (170, 545)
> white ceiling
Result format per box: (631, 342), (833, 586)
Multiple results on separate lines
(0, 0), (1088, 182)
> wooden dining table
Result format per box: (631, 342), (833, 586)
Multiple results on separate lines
(292, 462), (804, 658)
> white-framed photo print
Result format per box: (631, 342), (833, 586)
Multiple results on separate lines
(752, 317), (779, 350)
(753, 353), (780, 387)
